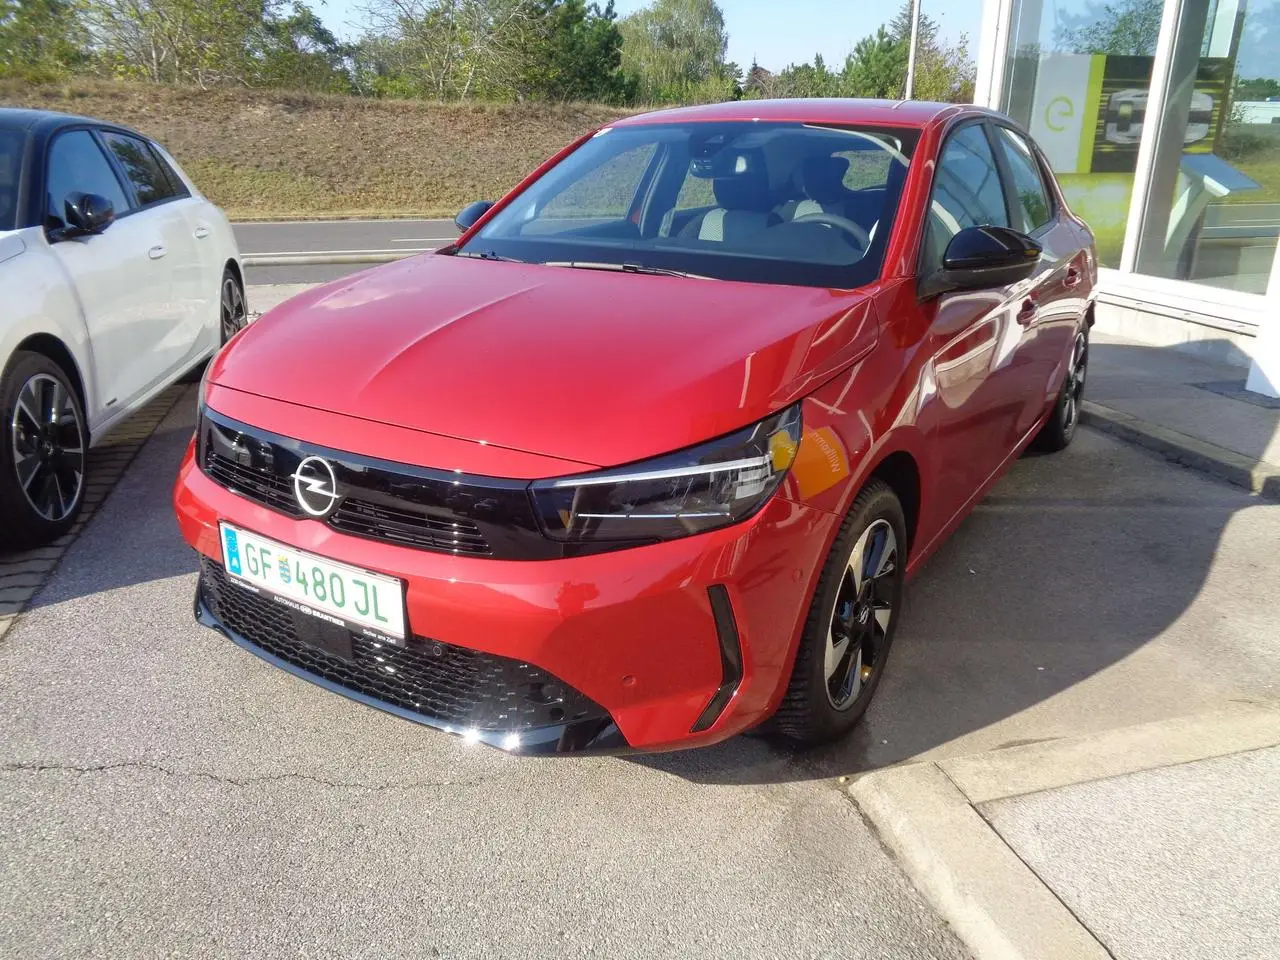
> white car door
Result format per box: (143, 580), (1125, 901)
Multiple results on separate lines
(43, 127), (176, 418)
(98, 129), (209, 380)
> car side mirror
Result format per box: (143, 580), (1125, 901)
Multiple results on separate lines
(454, 200), (494, 233)
(920, 225), (1041, 297)
(63, 192), (115, 236)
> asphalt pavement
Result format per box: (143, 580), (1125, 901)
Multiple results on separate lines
(234, 219), (459, 285)
(4, 378), (1280, 955)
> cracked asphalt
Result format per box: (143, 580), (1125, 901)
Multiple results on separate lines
(6, 378), (1279, 959)
(0, 389), (967, 960)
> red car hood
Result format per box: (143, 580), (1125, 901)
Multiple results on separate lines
(211, 254), (878, 469)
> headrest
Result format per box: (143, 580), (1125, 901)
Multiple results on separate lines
(711, 150), (771, 211)
(800, 156), (851, 205)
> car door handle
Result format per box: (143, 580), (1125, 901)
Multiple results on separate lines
(194, 226), (211, 239)
(148, 244), (167, 260)
(1016, 298), (1038, 325)
(1064, 267), (1082, 288)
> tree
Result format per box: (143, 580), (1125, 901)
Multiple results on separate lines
(1056, 0), (1163, 56)
(259, 3), (353, 93)
(618, 0), (729, 103)
(520, 0), (634, 103)
(841, 27), (908, 98)
(0, 0), (87, 78)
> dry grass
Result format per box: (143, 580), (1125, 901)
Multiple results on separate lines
(1, 79), (631, 219)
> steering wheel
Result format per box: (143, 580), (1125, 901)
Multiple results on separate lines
(793, 211), (871, 252)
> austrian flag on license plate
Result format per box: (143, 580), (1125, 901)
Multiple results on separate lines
(219, 522), (407, 640)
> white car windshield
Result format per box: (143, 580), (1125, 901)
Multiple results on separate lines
(460, 120), (919, 288)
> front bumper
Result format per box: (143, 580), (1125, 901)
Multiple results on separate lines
(175, 439), (836, 752)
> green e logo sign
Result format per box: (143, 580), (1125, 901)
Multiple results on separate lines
(1046, 96), (1075, 132)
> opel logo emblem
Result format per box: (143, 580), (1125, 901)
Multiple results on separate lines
(292, 456), (340, 517)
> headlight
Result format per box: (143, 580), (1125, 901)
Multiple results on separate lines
(531, 405), (801, 544)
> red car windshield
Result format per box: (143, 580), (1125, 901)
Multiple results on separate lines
(460, 121), (919, 288)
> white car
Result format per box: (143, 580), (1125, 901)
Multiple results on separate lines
(1, 108), (244, 548)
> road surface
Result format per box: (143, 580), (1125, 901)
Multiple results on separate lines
(5, 372), (1280, 955)
(234, 218), (459, 285)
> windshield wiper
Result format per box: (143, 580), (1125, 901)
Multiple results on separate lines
(544, 260), (711, 280)
(454, 249), (525, 263)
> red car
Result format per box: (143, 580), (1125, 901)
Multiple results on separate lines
(174, 99), (1095, 753)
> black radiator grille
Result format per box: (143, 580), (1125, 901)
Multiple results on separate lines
(200, 558), (608, 734)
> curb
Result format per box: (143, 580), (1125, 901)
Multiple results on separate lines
(1081, 400), (1280, 501)
(850, 701), (1280, 960)
(0, 384), (188, 643)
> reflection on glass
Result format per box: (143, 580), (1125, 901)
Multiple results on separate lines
(1134, 0), (1280, 295)
(1003, 0), (1165, 266)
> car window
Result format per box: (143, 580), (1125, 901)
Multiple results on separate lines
(45, 130), (132, 227)
(923, 124), (1009, 272)
(101, 131), (181, 207)
(0, 128), (21, 231)
(538, 143), (658, 223)
(994, 127), (1053, 233)
(466, 122), (919, 289)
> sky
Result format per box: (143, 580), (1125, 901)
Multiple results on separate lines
(315, 0), (986, 72)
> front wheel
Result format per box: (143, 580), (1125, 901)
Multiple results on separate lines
(0, 351), (88, 549)
(773, 479), (906, 745)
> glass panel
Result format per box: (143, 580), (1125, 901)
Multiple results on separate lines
(922, 124), (1010, 272)
(1002, 0), (1164, 266)
(1134, 0), (1280, 295)
(45, 130), (131, 226)
(539, 143), (657, 221)
(102, 132), (179, 207)
(995, 127), (1055, 231)
(0, 127), (21, 232)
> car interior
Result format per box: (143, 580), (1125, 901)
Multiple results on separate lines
(485, 124), (914, 273)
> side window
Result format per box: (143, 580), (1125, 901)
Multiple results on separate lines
(44, 130), (131, 227)
(101, 131), (181, 207)
(922, 124), (1009, 272)
(994, 127), (1053, 233)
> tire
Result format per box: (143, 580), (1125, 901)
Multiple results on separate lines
(220, 267), (248, 345)
(0, 351), (88, 550)
(1033, 326), (1089, 453)
(773, 478), (907, 745)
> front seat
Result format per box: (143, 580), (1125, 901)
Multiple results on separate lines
(786, 155), (854, 221)
(681, 150), (779, 243)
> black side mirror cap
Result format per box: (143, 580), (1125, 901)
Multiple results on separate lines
(455, 200), (494, 233)
(63, 192), (115, 236)
(920, 225), (1041, 297)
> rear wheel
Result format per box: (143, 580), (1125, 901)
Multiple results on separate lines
(1034, 327), (1088, 453)
(773, 479), (906, 744)
(0, 351), (88, 549)
(220, 268), (247, 344)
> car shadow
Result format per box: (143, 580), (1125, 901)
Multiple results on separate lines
(3, 386), (202, 610)
(634, 337), (1280, 785)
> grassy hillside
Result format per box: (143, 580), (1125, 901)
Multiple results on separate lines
(1, 80), (628, 219)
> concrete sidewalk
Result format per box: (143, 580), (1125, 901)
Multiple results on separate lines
(853, 703), (1280, 960)
(1085, 333), (1280, 499)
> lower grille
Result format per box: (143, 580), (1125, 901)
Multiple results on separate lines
(198, 558), (614, 742)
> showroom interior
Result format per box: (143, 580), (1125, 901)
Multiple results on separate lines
(972, 0), (1280, 397)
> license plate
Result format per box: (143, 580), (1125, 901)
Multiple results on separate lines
(219, 523), (406, 641)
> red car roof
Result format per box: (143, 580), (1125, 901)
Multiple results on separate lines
(611, 98), (975, 129)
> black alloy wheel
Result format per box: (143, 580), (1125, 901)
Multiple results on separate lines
(0, 351), (88, 549)
(1034, 327), (1089, 453)
(221, 269), (248, 344)
(774, 478), (907, 744)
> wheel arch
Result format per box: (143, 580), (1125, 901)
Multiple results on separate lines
(865, 449), (921, 555)
(224, 258), (244, 290)
(11, 333), (87, 412)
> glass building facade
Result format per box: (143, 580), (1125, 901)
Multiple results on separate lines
(975, 0), (1280, 392)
